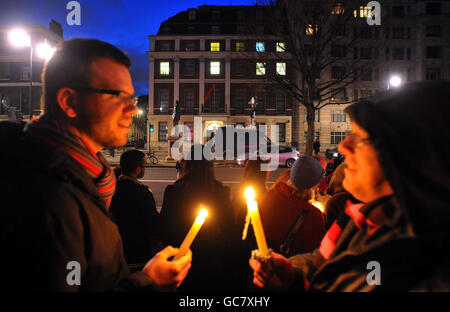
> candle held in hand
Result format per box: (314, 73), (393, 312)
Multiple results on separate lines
(173, 209), (208, 261)
(245, 186), (269, 257)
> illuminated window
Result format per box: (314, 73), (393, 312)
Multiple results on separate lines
(354, 6), (372, 18)
(236, 42), (246, 51)
(160, 61), (170, 75)
(210, 61), (221, 75)
(256, 42), (265, 52)
(210, 42), (220, 52)
(256, 62), (266, 75)
(332, 3), (344, 15)
(306, 24), (318, 36)
(276, 42), (286, 52)
(331, 132), (346, 144)
(276, 62), (286, 75)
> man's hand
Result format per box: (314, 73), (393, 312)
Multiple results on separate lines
(249, 251), (296, 290)
(142, 246), (192, 289)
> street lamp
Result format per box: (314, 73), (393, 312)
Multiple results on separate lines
(37, 41), (54, 61)
(388, 75), (402, 90)
(8, 29), (54, 119)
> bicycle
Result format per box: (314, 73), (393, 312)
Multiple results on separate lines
(146, 150), (159, 165)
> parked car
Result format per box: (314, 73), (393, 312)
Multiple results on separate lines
(325, 147), (342, 160)
(236, 145), (300, 168)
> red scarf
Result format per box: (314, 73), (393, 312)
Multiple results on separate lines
(26, 119), (116, 208)
(307, 200), (385, 289)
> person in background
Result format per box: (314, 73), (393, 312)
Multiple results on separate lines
(159, 145), (236, 291)
(231, 158), (271, 290)
(259, 156), (327, 256)
(313, 138), (321, 155)
(110, 150), (161, 272)
(232, 158), (269, 225)
(323, 163), (357, 229)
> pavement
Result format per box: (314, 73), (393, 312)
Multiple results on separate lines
(102, 149), (240, 168)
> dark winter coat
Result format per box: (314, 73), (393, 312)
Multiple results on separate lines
(110, 176), (160, 266)
(0, 121), (155, 291)
(159, 175), (237, 291)
(259, 182), (327, 255)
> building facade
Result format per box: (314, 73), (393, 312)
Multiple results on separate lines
(147, 6), (293, 153)
(148, 1), (449, 154)
(0, 20), (63, 121)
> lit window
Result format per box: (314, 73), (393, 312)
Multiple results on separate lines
(160, 61), (170, 75)
(306, 24), (318, 36)
(256, 42), (265, 52)
(276, 42), (286, 52)
(276, 62), (286, 75)
(332, 3), (344, 15)
(256, 62), (266, 75)
(210, 42), (220, 52)
(236, 42), (246, 51)
(210, 61), (221, 75)
(354, 6), (372, 18)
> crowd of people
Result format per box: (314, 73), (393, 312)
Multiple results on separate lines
(0, 38), (449, 292)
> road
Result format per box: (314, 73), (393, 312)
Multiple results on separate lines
(139, 166), (287, 210)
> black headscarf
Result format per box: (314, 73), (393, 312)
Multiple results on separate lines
(345, 81), (450, 250)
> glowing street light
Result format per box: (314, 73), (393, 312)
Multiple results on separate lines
(388, 75), (402, 89)
(9, 29), (54, 119)
(36, 42), (55, 61)
(8, 29), (31, 48)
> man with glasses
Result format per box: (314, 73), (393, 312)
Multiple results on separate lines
(0, 39), (191, 291)
(249, 81), (450, 291)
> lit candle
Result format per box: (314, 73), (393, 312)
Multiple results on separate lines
(245, 187), (269, 257)
(309, 200), (325, 213)
(173, 208), (208, 261)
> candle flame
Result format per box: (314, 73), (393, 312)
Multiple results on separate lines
(309, 200), (325, 212)
(245, 186), (255, 201)
(199, 209), (208, 218)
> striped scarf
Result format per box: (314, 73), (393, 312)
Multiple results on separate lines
(306, 199), (386, 290)
(26, 118), (116, 208)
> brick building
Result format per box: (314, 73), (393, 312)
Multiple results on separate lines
(148, 1), (449, 154)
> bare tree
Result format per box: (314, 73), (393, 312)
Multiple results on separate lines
(244, 0), (385, 155)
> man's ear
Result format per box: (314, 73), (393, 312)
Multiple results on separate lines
(56, 88), (78, 118)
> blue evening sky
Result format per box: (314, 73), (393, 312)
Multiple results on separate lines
(0, 0), (255, 96)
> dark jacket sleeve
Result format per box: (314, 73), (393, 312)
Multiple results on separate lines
(139, 186), (160, 237)
(44, 187), (89, 291)
(44, 185), (156, 291)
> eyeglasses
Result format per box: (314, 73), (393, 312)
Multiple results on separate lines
(74, 87), (138, 106)
(341, 133), (372, 151)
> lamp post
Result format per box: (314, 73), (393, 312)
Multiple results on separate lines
(388, 75), (402, 90)
(8, 29), (54, 119)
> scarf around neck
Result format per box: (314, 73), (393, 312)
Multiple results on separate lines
(26, 117), (116, 208)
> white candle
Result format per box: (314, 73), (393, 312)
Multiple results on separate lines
(173, 209), (208, 260)
(245, 187), (269, 257)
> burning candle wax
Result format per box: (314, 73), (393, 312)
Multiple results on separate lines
(245, 187), (269, 257)
(173, 208), (208, 261)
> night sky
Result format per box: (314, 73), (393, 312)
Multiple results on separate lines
(0, 0), (255, 96)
